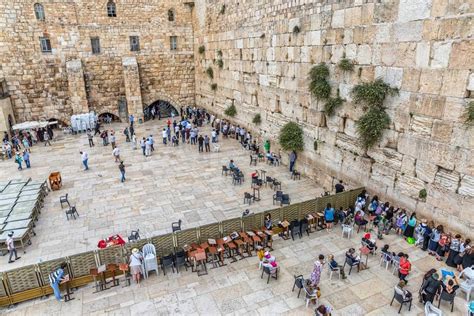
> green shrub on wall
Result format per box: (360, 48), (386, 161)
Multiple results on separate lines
(309, 63), (331, 100)
(216, 59), (224, 69)
(206, 67), (214, 79)
(224, 104), (237, 117)
(279, 122), (304, 152)
(352, 78), (398, 108)
(324, 96), (344, 117)
(210, 83), (217, 91)
(419, 188), (427, 200)
(465, 101), (474, 125)
(198, 45), (205, 54)
(252, 113), (261, 125)
(338, 58), (355, 72)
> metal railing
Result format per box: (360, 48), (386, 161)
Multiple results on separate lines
(0, 187), (364, 306)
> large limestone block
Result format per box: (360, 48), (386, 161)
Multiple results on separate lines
(451, 125), (474, 149)
(398, 0), (432, 23)
(401, 155), (417, 177)
(434, 168), (460, 192)
(401, 69), (421, 92)
(431, 41), (452, 69)
(398, 134), (455, 170)
(455, 148), (474, 175)
(431, 120), (453, 143)
(375, 66), (403, 89)
(410, 115), (433, 137)
(327, 115), (344, 133)
(393, 21), (423, 42)
(370, 163), (397, 188)
(427, 185), (463, 216)
(409, 95), (446, 119)
(419, 69), (444, 95)
(441, 70), (469, 98)
(449, 41), (474, 69)
(415, 42), (430, 68)
(357, 45), (372, 65)
(458, 175), (474, 197)
(343, 118), (357, 138)
(344, 6), (362, 27)
(335, 132), (365, 156)
(375, 24), (392, 43)
(396, 175), (426, 200)
(468, 72), (474, 91)
(431, 0), (448, 17)
(331, 9), (345, 28)
(367, 147), (403, 170)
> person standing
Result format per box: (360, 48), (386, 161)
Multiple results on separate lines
(289, 150), (297, 172)
(22, 137), (30, 152)
(140, 137), (146, 155)
(211, 129), (217, 143)
(129, 124), (134, 137)
(101, 130), (108, 146)
(49, 263), (68, 301)
(87, 129), (94, 147)
(80, 151), (89, 170)
(129, 248), (143, 284)
(123, 127), (130, 142)
(119, 161), (126, 182)
(335, 180), (345, 193)
(129, 114), (134, 127)
(324, 203), (335, 231)
(43, 131), (51, 146)
(162, 128), (167, 145)
(6, 231), (21, 263)
(310, 255), (325, 287)
(398, 253), (411, 283)
(197, 135), (204, 152)
(149, 135), (154, 151)
(264, 140), (270, 153)
(15, 152), (23, 170)
(109, 132), (116, 149)
(112, 146), (121, 163)
(145, 138), (152, 156)
(131, 134), (137, 150)
(204, 135), (210, 152)
(23, 150), (31, 168)
(94, 121), (101, 136)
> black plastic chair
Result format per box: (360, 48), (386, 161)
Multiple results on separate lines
(250, 155), (257, 166)
(222, 166), (229, 176)
(60, 193), (70, 208)
(265, 176), (273, 188)
(172, 220), (182, 232)
(438, 290), (456, 312)
(128, 230), (140, 242)
(161, 255), (175, 275)
(65, 205), (79, 220)
(300, 218), (310, 237)
(390, 287), (412, 313)
(292, 275), (305, 298)
(174, 252), (188, 273)
(291, 170), (301, 180)
(261, 265), (278, 284)
(244, 192), (253, 205)
(273, 179), (281, 191)
(233, 174), (242, 185)
(289, 220), (301, 240)
(280, 194), (291, 206)
(343, 256), (360, 275)
(273, 191), (283, 205)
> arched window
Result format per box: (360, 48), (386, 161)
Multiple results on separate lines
(168, 9), (175, 22)
(107, 1), (116, 17)
(34, 3), (45, 21)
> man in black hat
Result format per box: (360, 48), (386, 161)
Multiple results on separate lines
(6, 231), (21, 263)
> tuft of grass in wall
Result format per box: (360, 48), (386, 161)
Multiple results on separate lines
(216, 59), (224, 69)
(206, 67), (214, 79)
(198, 45), (205, 54)
(252, 113), (261, 125)
(224, 104), (237, 117)
(279, 122), (304, 152)
(220, 4), (226, 14)
(465, 101), (474, 125)
(324, 96), (344, 117)
(217, 50), (222, 57)
(293, 25), (300, 34)
(356, 107), (390, 149)
(210, 83), (217, 91)
(338, 58), (355, 72)
(419, 189), (427, 200)
(352, 78), (398, 108)
(309, 63), (331, 100)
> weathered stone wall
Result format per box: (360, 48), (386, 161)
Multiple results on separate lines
(0, 0), (195, 123)
(193, 0), (474, 234)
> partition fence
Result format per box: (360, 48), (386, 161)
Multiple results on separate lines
(0, 187), (364, 307)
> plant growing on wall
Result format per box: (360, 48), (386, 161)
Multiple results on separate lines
(217, 50), (223, 57)
(198, 45), (205, 54)
(338, 57), (355, 72)
(211, 83), (217, 91)
(216, 59), (224, 69)
(309, 63), (331, 100)
(220, 4), (226, 14)
(419, 188), (427, 200)
(465, 101), (474, 125)
(352, 78), (398, 108)
(206, 67), (214, 79)
(252, 113), (261, 125)
(279, 122), (304, 152)
(224, 104), (237, 117)
(293, 25), (300, 34)
(324, 96), (344, 117)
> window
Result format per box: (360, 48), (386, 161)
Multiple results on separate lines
(168, 9), (175, 22)
(170, 36), (177, 51)
(34, 3), (45, 21)
(39, 36), (51, 53)
(130, 36), (140, 52)
(91, 37), (101, 54)
(107, 1), (116, 17)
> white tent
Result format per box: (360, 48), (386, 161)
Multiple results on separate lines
(12, 121), (58, 131)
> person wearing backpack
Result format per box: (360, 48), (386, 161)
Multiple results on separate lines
(49, 263), (68, 301)
(421, 272), (442, 303)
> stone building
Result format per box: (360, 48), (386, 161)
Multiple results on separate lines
(0, 0), (473, 234)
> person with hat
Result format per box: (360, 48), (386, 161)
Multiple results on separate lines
(129, 248), (143, 284)
(6, 231), (20, 263)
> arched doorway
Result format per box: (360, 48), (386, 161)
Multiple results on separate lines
(47, 118), (67, 129)
(144, 100), (179, 121)
(98, 112), (120, 124)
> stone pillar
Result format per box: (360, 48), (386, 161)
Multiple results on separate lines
(66, 59), (88, 114)
(122, 57), (143, 121)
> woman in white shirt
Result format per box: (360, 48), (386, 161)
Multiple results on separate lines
(129, 248), (143, 284)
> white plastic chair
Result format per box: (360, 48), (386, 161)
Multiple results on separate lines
(391, 255), (400, 275)
(328, 265), (341, 280)
(303, 284), (318, 308)
(213, 144), (220, 152)
(424, 301), (443, 316)
(142, 243), (159, 278)
(379, 252), (392, 270)
(460, 279), (473, 301)
(342, 224), (353, 239)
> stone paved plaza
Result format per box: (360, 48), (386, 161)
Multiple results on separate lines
(1, 222), (468, 315)
(0, 120), (322, 271)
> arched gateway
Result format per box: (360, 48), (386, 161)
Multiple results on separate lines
(143, 100), (179, 121)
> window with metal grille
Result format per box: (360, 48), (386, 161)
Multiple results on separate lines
(91, 37), (100, 54)
(130, 36), (140, 52)
(170, 36), (177, 51)
(39, 36), (51, 53)
(34, 3), (45, 21)
(107, 1), (116, 17)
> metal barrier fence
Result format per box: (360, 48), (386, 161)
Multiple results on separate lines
(0, 187), (364, 307)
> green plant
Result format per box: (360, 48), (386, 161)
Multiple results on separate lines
(220, 4), (226, 14)
(352, 78), (399, 108)
(217, 50), (222, 57)
(419, 189), (427, 200)
(356, 107), (390, 149)
(309, 63), (331, 100)
(252, 113), (261, 125)
(324, 96), (344, 117)
(216, 59), (224, 69)
(198, 45), (205, 54)
(224, 104), (237, 117)
(338, 58), (355, 72)
(279, 122), (304, 152)
(206, 67), (214, 79)
(313, 140), (318, 151)
(293, 25), (300, 34)
(465, 101), (474, 125)
(210, 83), (217, 91)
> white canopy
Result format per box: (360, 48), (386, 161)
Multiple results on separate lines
(12, 121), (57, 130)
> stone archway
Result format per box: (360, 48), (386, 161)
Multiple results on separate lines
(98, 112), (120, 123)
(144, 100), (179, 121)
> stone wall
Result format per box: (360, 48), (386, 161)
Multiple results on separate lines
(192, 0), (474, 234)
(0, 0), (195, 123)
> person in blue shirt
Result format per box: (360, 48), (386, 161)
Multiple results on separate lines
(328, 254), (346, 279)
(23, 150), (31, 168)
(49, 263), (68, 301)
(324, 203), (335, 231)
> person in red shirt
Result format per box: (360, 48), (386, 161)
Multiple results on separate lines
(399, 253), (411, 283)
